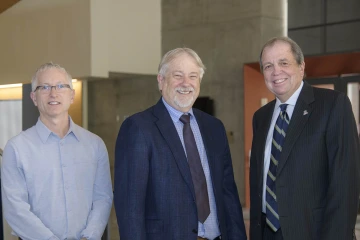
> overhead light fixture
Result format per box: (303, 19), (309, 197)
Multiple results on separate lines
(72, 79), (78, 83)
(0, 83), (23, 89)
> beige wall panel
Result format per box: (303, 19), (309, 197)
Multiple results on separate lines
(0, 0), (91, 85)
(108, 0), (161, 75)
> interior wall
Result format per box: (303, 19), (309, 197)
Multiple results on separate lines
(0, 0), (162, 84)
(69, 81), (83, 126)
(0, 87), (22, 100)
(0, 0), (91, 85)
(87, 74), (158, 240)
(107, 0), (161, 75)
(90, 0), (109, 78)
(90, 0), (162, 77)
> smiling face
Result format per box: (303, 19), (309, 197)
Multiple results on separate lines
(30, 68), (75, 123)
(261, 41), (305, 102)
(157, 53), (201, 112)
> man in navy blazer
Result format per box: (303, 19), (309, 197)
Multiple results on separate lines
(114, 48), (247, 240)
(250, 37), (360, 240)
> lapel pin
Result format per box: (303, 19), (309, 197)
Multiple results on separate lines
(303, 110), (308, 115)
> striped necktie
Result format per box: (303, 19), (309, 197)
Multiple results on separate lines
(266, 104), (289, 232)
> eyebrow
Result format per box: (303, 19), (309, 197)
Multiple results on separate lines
(278, 58), (289, 62)
(262, 62), (272, 66)
(172, 71), (199, 75)
(38, 82), (54, 86)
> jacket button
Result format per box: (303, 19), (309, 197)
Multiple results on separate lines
(192, 229), (198, 234)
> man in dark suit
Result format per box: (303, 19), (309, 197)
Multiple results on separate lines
(250, 36), (360, 240)
(114, 48), (247, 240)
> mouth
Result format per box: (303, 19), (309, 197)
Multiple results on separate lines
(273, 78), (286, 84)
(48, 101), (60, 105)
(176, 88), (194, 95)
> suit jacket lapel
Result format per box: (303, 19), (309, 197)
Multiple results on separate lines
(277, 82), (315, 175)
(152, 99), (196, 200)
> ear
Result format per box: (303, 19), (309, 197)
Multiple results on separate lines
(300, 61), (305, 75)
(157, 74), (164, 91)
(30, 92), (38, 106)
(70, 89), (75, 104)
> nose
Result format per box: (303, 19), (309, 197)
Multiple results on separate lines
(182, 76), (191, 85)
(49, 86), (58, 96)
(272, 64), (282, 75)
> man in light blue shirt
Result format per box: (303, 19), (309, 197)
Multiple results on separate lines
(1, 63), (113, 240)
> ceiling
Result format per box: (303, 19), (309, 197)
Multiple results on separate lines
(0, 0), (21, 14)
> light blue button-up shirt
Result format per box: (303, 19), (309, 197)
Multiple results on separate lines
(162, 98), (221, 240)
(1, 118), (113, 240)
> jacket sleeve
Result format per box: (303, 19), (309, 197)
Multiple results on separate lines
(322, 93), (360, 239)
(114, 117), (149, 240)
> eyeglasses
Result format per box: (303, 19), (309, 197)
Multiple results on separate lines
(34, 84), (72, 93)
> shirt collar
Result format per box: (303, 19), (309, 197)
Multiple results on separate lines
(162, 97), (194, 123)
(275, 81), (304, 110)
(36, 117), (80, 143)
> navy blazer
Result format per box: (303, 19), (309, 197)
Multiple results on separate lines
(250, 82), (360, 240)
(114, 99), (247, 240)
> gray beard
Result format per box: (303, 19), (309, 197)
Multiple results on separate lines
(174, 95), (194, 109)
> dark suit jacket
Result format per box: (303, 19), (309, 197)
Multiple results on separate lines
(250, 82), (360, 240)
(114, 99), (247, 240)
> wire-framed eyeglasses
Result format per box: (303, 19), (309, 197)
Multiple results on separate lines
(34, 84), (72, 93)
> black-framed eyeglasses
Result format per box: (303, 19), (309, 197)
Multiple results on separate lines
(34, 84), (72, 93)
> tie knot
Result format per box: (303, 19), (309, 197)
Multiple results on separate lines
(180, 114), (190, 124)
(279, 104), (288, 112)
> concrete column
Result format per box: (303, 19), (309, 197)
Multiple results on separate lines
(161, 0), (286, 204)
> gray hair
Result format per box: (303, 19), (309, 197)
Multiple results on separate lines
(259, 36), (304, 72)
(158, 48), (206, 80)
(31, 62), (73, 91)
